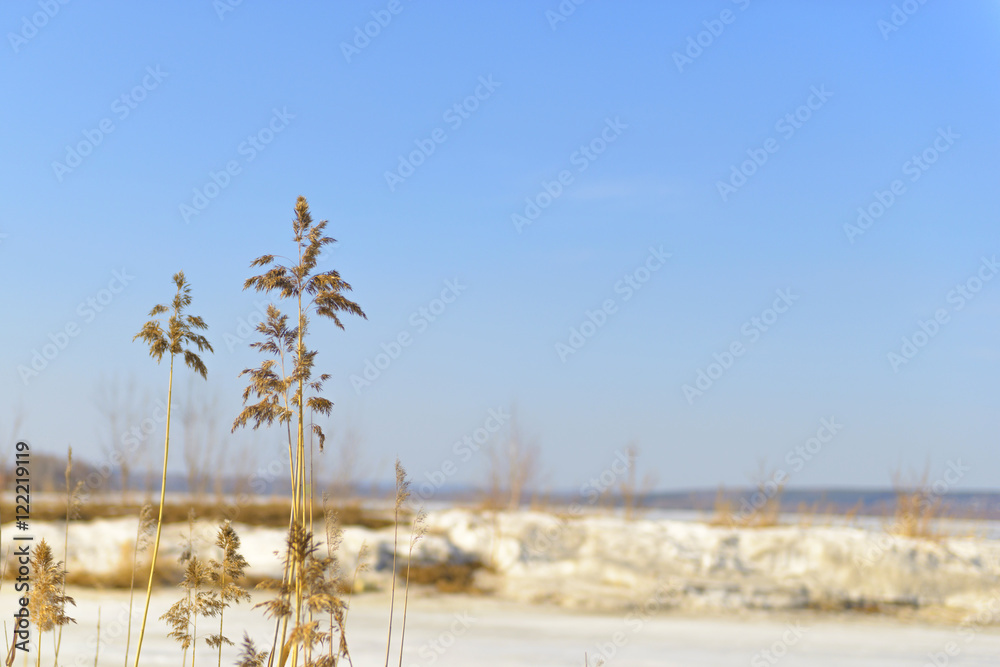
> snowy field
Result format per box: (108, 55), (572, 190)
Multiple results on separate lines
(8, 509), (1000, 615)
(4, 508), (1000, 664)
(8, 589), (1000, 666)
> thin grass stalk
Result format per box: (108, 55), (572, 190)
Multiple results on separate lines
(124, 518), (139, 667)
(0, 546), (15, 667)
(325, 502), (334, 667)
(307, 421), (316, 663)
(191, 595), (198, 667)
(4, 620), (14, 667)
(383, 463), (407, 667)
(342, 542), (367, 644)
(280, 360), (298, 658)
(132, 354), (174, 667)
(397, 517), (422, 667)
(54, 448), (72, 667)
(296, 244), (305, 523)
(397, 561), (413, 667)
(289, 274), (306, 667)
(383, 508), (400, 667)
(242, 199), (365, 666)
(93, 609), (100, 667)
(267, 353), (298, 667)
(308, 419), (314, 538)
(216, 572), (226, 667)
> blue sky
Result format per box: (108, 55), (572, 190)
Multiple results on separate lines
(2, 1), (999, 492)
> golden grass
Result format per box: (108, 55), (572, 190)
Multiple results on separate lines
(61, 542), (162, 590)
(27, 539), (76, 667)
(888, 468), (947, 540)
(0, 497), (393, 529)
(890, 489), (941, 539)
(398, 560), (488, 594)
(709, 483), (783, 529)
(14, 198), (410, 667)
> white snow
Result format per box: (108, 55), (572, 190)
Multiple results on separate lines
(4, 508), (1000, 664)
(6, 589), (1000, 666)
(6, 509), (1000, 614)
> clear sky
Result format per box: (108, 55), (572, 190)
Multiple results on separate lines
(2, 1), (999, 492)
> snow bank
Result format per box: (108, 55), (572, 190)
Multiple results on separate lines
(422, 510), (1000, 614)
(5, 509), (1000, 617)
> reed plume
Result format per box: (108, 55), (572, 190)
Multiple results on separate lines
(132, 271), (213, 667)
(27, 539), (75, 667)
(208, 521), (252, 667)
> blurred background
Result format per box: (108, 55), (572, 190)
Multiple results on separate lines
(2, 0), (999, 496)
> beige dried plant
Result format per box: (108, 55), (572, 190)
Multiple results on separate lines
(132, 270), (213, 667)
(124, 504), (155, 667)
(208, 521), (252, 667)
(27, 539), (75, 667)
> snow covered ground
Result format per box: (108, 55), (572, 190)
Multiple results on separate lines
(4, 508), (1000, 664)
(8, 509), (1000, 615)
(7, 589), (1000, 666)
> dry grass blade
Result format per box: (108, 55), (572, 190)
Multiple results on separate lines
(398, 509), (427, 667)
(323, 495), (350, 666)
(239, 197), (366, 667)
(160, 551), (220, 666)
(384, 460), (412, 667)
(342, 541), (370, 636)
(890, 467), (944, 539)
(55, 446), (80, 665)
(132, 271), (213, 667)
(208, 521), (252, 667)
(28, 539), (76, 667)
(124, 504), (154, 667)
(94, 608), (100, 667)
